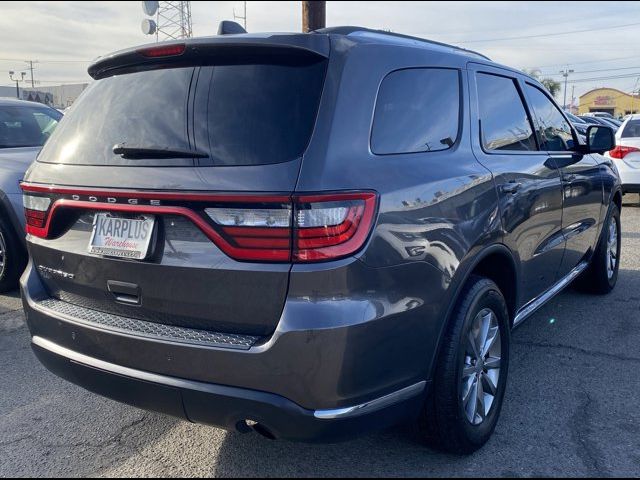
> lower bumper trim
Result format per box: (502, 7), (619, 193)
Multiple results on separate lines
(314, 381), (426, 419)
(31, 336), (427, 442)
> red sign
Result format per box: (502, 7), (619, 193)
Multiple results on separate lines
(594, 95), (614, 106)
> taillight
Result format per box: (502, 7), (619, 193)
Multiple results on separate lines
(204, 192), (377, 262)
(19, 183), (378, 264)
(609, 145), (640, 159)
(205, 205), (292, 261)
(23, 194), (51, 234)
(294, 193), (377, 261)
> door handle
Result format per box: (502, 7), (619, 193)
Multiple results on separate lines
(564, 174), (578, 183)
(501, 182), (522, 194)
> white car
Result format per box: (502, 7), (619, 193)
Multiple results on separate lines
(608, 114), (640, 194)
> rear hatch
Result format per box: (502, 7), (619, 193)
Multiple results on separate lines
(22, 37), (329, 337)
(614, 119), (640, 169)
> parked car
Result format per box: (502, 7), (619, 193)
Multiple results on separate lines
(580, 115), (617, 129)
(584, 111), (615, 120)
(20, 25), (621, 454)
(566, 112), (589, 136)
(0, 97), (61, 290)
(607, 114), (640, 194)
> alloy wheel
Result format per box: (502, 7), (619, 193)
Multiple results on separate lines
(461, 308), (501, 425)
(0, 231), (6, 280)
(606, 216), (619, 280)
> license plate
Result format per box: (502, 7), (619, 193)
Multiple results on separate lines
(89, 213), (155, 260)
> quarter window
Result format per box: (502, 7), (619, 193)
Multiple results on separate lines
(371, 68), (460, 155)
(525, 84), (574, 151)
(476, 73), (536, 152)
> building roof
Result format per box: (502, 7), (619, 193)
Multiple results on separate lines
(579, 87), (639, 99)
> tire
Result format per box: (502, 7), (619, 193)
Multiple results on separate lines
(577, 203), (620, 295)
(0, 215), (27, 292)
(417, 275), (510, 454)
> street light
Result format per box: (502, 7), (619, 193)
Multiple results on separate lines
(560, 68), (574, 111)
(8, 71), (26, 99)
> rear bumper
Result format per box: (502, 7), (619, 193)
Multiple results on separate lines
(31, 334), (426, 442)
(21, 258), (445, 441)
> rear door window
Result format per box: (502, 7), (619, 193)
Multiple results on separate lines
(371, 68), (460, 155)
(621, 119), (640, 138)
(476, 73), (536, 152)
(524, 84), (575, 151)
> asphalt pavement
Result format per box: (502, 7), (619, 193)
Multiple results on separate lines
(1, 197), (640, 477)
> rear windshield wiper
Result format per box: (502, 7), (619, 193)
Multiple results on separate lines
(113, 144), (208, 159)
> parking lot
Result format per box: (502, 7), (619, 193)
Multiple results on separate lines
(0, 198), (639, 477)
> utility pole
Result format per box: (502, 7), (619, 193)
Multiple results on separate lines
(560, 67), (574, 111)
(233, 1), (247, 29)
(27, 60), (35, 88)
(302, 1), (326, 33)
(570, 85), (575, 113)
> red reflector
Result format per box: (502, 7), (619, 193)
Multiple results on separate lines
(137, 44), (186, 58)
(609, 145), (640, 159)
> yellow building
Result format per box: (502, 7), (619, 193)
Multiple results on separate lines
(579, 88), (640, 117)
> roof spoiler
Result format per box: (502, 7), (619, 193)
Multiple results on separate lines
(87, 35), (330, 80)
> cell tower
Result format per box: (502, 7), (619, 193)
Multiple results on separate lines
(141, 1), (193, 41)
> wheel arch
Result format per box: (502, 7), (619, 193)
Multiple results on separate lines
(428, 243), (519, 381)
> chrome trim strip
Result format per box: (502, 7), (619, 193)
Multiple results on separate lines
(313, 381), (426, 420)
(513, 260), (589, 327)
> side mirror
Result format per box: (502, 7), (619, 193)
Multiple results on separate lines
(584, 125), (615, 154)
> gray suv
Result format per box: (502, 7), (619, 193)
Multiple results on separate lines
(20, 26), (620, 453)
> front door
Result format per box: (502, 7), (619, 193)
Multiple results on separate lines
(523, 83), (603, 277)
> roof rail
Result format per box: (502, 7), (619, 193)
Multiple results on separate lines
(313, 26), (491, 61)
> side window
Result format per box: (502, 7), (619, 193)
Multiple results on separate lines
(476, 73), (536, 152)
(371, 68), (460, 155)
(525, 84), (574, 151)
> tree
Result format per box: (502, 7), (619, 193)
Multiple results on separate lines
(523, 69), (561, 99)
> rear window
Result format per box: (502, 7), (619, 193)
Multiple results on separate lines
(199, 62), (326, 166)
(0, 105), (61, 149)
(38, 60), (326, 166)
(371, 68), (460, 155)
(621, 119), (640, 138)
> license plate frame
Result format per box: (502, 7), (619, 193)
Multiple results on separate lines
(88, 213), (155, 260)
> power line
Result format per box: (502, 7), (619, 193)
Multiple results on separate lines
(450, 21), (640, 44)
(567, 73), (640, 84)
(417, 8), (640, 39)
(542, 66), (640, 77)
(0, 58), (90, 64)
(527, 55), (640, 70)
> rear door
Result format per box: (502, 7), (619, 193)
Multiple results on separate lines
(522, 83), (603, 278)
(24, 49), (328, 337)
(468, 64), (565, 306)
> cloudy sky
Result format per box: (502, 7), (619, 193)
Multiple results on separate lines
(1, 1), (639, 102)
